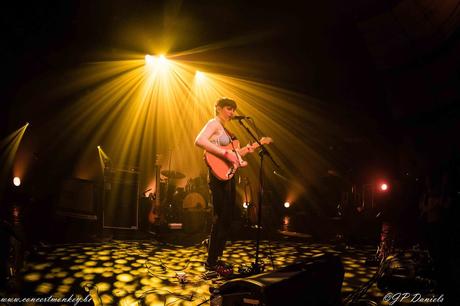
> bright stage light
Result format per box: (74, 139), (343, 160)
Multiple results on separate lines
(13, 177), (21, 187)
(243, 202), (249, 209)
(284, 201), (290, 208)
(195, 71), (205, 82)
(158, 55), (167, 64)
(379, 183), (388, 191)
(145, 54), (168, 66)
(145, 55), (154, 65)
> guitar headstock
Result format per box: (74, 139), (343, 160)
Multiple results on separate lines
(260, 137), (273, 145)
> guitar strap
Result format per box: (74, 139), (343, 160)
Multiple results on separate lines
(222, 126), (237, 141)
(222, 125), (241, 168)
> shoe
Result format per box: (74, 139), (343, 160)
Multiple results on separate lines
(202, 270), (218, 280)
(205, 260), (233, 277)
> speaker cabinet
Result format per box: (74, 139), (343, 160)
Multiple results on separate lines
(57, 178), (97, 220)
(212, 253), (344, 306)
(103, 169), (139, 229)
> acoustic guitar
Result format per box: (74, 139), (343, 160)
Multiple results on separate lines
(204, 137), (273, 180)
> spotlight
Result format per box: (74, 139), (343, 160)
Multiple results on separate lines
(195, 71), (205, 82)
(243, 202), (249, 209)
(13, 177), (21, 187)
(145, 54), (154, 65)
(158, 55), (167, 65)
(284, 202), (290, 208)
(379, 183), (389, 192)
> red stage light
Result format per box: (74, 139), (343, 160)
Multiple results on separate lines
(379, 183), (388, 191)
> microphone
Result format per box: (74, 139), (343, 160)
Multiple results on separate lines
(232, 115), (251, 120)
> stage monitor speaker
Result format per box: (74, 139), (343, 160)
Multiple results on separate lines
(211, 253), (344, 306)
(57, 178), (97, 220)
(103, 170), (139, 229)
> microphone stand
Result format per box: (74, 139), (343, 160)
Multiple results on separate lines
(236, 118), (279, 274)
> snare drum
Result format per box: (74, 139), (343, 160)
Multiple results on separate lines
(182, 192), (206, 209)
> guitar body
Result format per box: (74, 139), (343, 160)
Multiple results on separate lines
(148, 199), (158, 224)
(204, 137), (273, 181)
(204, 141), (242, 181)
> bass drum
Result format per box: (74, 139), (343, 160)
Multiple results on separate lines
(182, 192), (207, 210)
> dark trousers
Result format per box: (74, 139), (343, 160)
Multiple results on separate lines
(206, 173), (236, 266)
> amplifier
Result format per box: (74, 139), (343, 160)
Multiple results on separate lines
(103, 169), (139, 229)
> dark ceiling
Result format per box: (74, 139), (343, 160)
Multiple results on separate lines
(3, 1), (459, 115)
(1, 0), (459, 176)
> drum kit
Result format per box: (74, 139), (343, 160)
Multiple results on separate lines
(159, 169), (209, 223)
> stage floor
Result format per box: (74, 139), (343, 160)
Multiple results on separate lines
(5, 236), (392, 306)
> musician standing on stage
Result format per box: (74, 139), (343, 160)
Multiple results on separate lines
(195, 97), (252, 272)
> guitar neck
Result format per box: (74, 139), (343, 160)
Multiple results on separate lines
(239, 138), (271, 156)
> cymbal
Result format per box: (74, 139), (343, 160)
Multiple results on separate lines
(160, 170), (185, 179)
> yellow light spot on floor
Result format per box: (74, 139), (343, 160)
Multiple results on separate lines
(91, 267), (103, 274)
(35, 282), (53, 294)
(95, 282), (111, 292)
(32, 263), (50, 270)
(85, 261), (98, 266)
(24, 272), (41, 282)
(56, 271), (68, 278)
(113, 288), (127, 297)
(83, 274), (95, 281)
(117, 273), (134, 282)
(62, 277), (75, 285)
(101, 294), (114, 305)
(130, 270), (140, 276)
(57, 285), (71, 293)
(119, 295), (138, 306)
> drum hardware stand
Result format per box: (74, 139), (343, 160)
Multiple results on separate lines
(236, 118), (280, 274)
(163, 149), (173, 216)
(242, 176), (252, 226)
